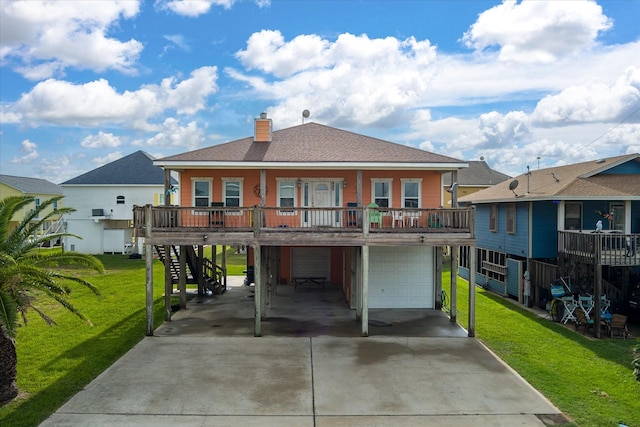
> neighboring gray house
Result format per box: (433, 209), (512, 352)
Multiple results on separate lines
(441, 161), (510, 207)
(60, 151), (177, 254)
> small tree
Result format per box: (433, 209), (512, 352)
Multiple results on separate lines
(0, 195), (104, 406)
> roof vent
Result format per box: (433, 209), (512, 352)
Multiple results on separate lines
(596, 159), (605, 164)
(254, 113), (272, 142)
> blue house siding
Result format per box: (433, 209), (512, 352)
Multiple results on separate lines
(600, 162), (640, 174)
(506, 258), (522, 297)
(531, 201), (558, 258)
(475, 203), (528, 257)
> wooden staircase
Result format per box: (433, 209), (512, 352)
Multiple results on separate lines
(154, 245), (226, 295)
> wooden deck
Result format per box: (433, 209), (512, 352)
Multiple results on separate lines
(133, 205), (475, 247)
(558, 230), (640, 267)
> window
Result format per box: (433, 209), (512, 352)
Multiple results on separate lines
(53, 200), (58, 211)
(116, 195), (125, 204)
(222, 178), (243, 207)
(372, 179), (392, 207)
(506, 203), (516, 234)
(278, 180), (295, 211)
(564, 202), (582, 230)
(489, 204), (498, 232)
(34, 198), (40, 218)
(192, 178), (212, 207)
(610, 202), (624, 231)
(401, 179), (421, 208)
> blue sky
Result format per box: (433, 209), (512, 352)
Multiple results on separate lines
(1, 0), (639, 183)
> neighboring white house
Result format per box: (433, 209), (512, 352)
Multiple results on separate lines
(60, 151), (177, 254)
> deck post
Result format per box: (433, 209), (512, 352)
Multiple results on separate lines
(145, 204), (154, 336)
(164, 244), (172, 321)
(354, 247), (362, 320)
(434, 247), (443, 310)
(197, 245), (204, 296)
(222, 245), (227, 291)
(468, 245), (476, 337)
(254, 244), (262, 337)
(450, 245), (458, 323)
(179, 245), (187, 309)
(361, 245), (369, 337)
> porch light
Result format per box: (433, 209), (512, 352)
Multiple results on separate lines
(342, 180), (347, 188)
(297, 178), (302, 188)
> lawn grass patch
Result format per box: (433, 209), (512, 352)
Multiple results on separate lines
(444, 270), (639, 427)
(0, 255), (167, 427)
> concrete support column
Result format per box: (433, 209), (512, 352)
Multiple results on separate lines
(222, 245), (227, 291)
(361, 245), (369, 337)
(254, 244), (262, 337)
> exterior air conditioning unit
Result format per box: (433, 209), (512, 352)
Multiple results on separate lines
(92, 209), (104, 216)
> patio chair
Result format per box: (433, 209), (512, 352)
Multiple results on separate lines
(573, 308), (594, 335)
(607, 314), (629, 339)
(368, 203), (383, 228)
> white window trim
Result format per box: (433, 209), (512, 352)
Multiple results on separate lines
(370, 178), (393, 208)
(221, 177), (244, 215)
(191, 177), (212, 214)
(400, 178), (422, 208)
(276, 178), (297, 215)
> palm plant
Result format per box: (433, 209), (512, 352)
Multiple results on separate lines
(0, 195), (104, 406)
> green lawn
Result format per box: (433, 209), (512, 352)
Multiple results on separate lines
(1, 251), (638, 427)
(445, 273), (639, 427)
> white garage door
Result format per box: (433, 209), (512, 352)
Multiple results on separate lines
(291, 247), (331, 280)
(369, 246), (434, 308)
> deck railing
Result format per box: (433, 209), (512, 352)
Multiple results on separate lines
(558, 230), (639, 266)
(133, 205), (473, 235)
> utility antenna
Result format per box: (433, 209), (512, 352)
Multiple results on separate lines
(302, 109), (310, 124)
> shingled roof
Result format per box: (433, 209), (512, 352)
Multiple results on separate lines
(460, 154), (640, 203)
(61, 151), (171, 185)
(441, 161), (510, 186)
(0, 175), (62, 195)
(156, 122), (464, 168)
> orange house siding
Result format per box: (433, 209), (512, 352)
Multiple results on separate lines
(180, 169), (442, 209)
(181, 168), (442, 288)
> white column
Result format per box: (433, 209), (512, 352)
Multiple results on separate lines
(468, 245), (476, 337)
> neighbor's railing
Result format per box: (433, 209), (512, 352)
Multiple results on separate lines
(133, 205), (474, 235)
(558, 230), (639, 266)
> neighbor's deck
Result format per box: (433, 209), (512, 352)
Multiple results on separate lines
(133, 205), (475, 247)
(558, 230), (640, 267)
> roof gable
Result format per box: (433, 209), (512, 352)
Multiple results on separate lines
(460, 154), (640, 203)
(61, 151), (171, 185)
(0, 174), (62, 195)
(157, 122), (464, 166)
(441, 161), (510, 186)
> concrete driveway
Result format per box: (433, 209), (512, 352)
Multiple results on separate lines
(40, 278), (564, 426)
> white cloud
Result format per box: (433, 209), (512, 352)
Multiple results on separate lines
(140, 118), (205, 150)
(532, 66), (640, 125)
(81, 132), (122, 149)
(231, 31), (437, 128)
(92, 151), (124, 167)
(155, 0), (236, 17)
(10, 139), (38, 163)
(0, 0), (142, 79)
(10, 66), (218, 130)
(462, 0), (612, 63)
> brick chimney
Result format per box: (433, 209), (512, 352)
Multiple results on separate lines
(254, 112), (272, 142)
